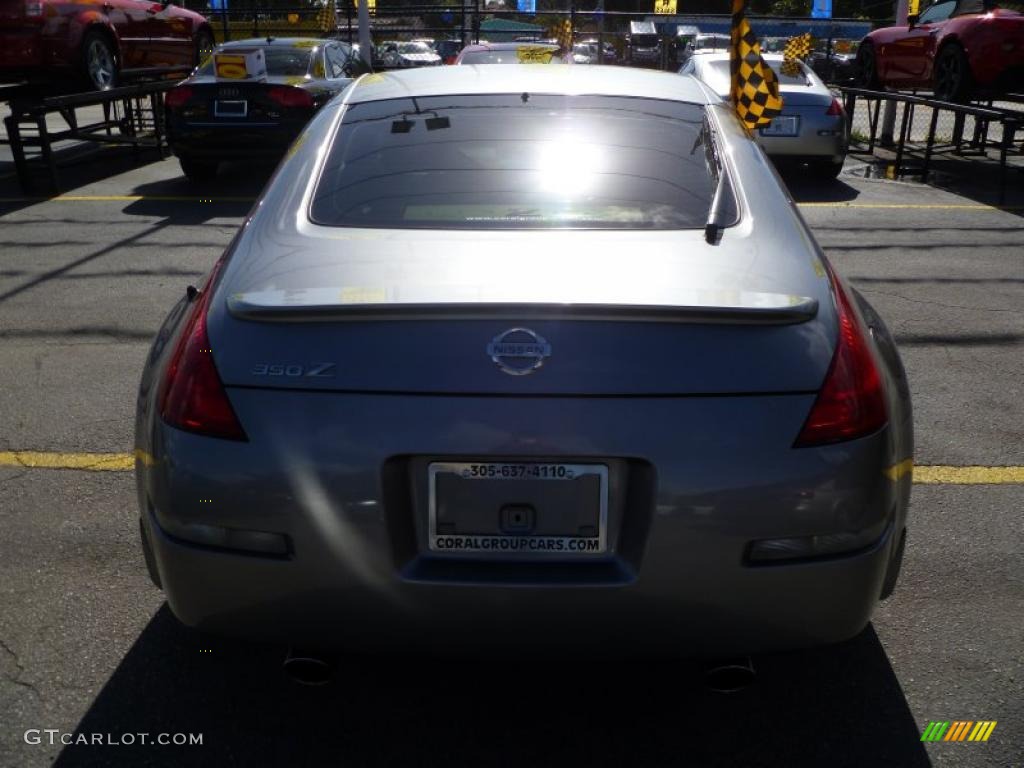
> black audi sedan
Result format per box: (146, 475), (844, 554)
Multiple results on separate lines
(165, 37), (362, 181)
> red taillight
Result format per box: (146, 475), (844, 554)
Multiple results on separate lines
(267, 86), (314, 109)
(165, 85), (193, 109)
(825, 97), (844, 116)
(794, 261), (887, 447)
(158, 262), (247, 441)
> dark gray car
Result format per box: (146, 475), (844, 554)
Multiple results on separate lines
(135, 65), (913, 656)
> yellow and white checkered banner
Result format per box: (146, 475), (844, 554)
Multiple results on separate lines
(549, 19), (572, 51)
(730, 0), (783, 131)
(781, 32), (812, 76)
(316, 0), (336, 32)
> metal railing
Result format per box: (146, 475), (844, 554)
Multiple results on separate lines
(1, 70), (191, 194)
(840, 86), (1023, 203)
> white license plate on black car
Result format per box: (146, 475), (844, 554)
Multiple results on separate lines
(428, 462), (608, 555)
(214, 100), (247, 118)
(760, 115), (800, 136)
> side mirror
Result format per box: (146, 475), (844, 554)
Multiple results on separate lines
(907, 13), (919, 27)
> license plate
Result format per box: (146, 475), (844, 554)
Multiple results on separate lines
(760, 115), (800, 137)
(214, 100), (247, 118)
(427, 462), (608, 555)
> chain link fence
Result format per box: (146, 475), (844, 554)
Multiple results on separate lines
(183, 4), (875, 72)
(181, 3), (1022, 164)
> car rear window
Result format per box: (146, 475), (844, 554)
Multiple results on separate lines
(198, 47), (314, 77)
(310, 94), (718, 230)
(398, 42), (433, 54)
(459, 47), (561, 64)
(709, 58), (811, 87)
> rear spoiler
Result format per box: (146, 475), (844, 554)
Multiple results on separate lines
(227, 289), (818, 325)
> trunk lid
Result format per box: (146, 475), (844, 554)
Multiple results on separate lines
(208, 228), (837, 396)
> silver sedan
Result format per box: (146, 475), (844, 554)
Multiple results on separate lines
(135, 65), (912, 656)
(681, 51), (850, 178)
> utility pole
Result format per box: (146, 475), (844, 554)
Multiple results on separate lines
(358, 0), (372, 68)
(879, 0), (909, 145)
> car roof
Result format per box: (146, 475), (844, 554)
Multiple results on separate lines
(219, 37), (327, 49)
(689, 52), (828, 96)
(462, 42), (559, 52)
(346, 65), (712, 105)
(693, 52), (789, 63)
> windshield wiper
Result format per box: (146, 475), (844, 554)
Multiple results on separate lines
(702, 118), (731, 244)
(704, 171), (729, 244)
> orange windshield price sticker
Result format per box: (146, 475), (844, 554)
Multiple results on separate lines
(214, 49), (267, 80)
(214, 54), (247, 79)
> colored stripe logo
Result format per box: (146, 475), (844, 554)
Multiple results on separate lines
(921, 721), (997, 742)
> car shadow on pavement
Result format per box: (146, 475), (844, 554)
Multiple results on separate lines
(54, 607), (930, 768)
(127, 159), (276, 209)
(778, 171), (862, 205)
(0, 145), (168, 212)
(0, 149), (272, 221)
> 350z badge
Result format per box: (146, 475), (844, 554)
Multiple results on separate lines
(251, 362), (336, 377)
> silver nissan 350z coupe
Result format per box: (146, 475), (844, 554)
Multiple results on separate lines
(135, 65), (913, 656)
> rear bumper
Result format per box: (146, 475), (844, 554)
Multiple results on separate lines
(137, 391), (908, 655)
(144, 503), (893, 654)
(168, 125), (302, 161)
(758, 113), (847, 162)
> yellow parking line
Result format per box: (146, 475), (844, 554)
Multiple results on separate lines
(913, 466), (1024, 484)
(799, 202), (1022, 211)
(1, 451), (1023, 483)
(0, 450), (134, 471)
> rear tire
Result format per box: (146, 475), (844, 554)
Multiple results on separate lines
(179, 157), (218, 182)
(855, 42), (880, 90)
(933, 43), (973, 103)
(810, 159), (845, 179)
(139, 518), (162, 589)
(81, 30), (119, 91)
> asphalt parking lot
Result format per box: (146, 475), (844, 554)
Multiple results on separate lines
(0, 133), (1021, 767)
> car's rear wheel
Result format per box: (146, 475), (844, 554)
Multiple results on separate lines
(194, 28), (215, 68)
(933, 43), (973, 103)
(810, 159), (845, 179)
(855, 42), (880, 89)
(180, 157), (218, 182)
(82, 30), (118, 91)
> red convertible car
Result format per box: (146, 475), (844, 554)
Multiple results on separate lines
(0, 0), (214, 91)
(857, 0), (1024, 101)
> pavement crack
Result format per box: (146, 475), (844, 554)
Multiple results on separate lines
(3, 672), (42, 699)
(0, 636), (25, 672)
(0, 637), (38, 698)
(0, 469), (29, 487)
(858, 288), (1016, 313)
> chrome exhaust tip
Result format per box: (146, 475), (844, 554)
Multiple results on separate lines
(704, 656), (755, 693)
(283, 648), (332, 686)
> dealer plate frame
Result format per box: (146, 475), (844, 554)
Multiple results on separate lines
(760, 115), (800, 137)
(427, 462), (609, 556)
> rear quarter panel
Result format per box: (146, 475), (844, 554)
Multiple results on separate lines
(953, 13), (1024, 84)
